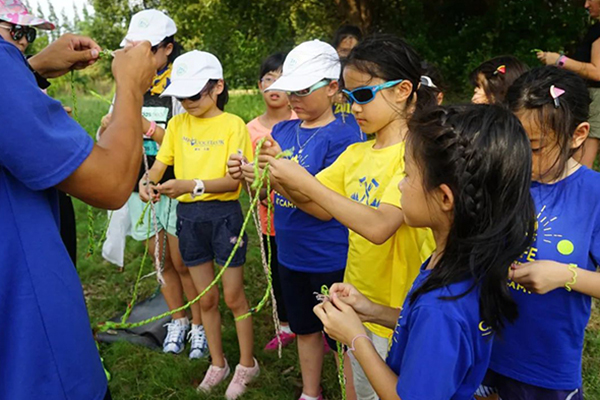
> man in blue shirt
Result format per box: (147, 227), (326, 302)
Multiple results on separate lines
(0, 33), (157, 399)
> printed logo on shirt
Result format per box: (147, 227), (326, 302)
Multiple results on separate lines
(289, 152), (310, 169)
(275, 193), (297, 209)
(479, 321), (492, 337)
(182, 136), (225, 151)
(334, 103), (351, 115)
(351, 177), (381, 207)
(508, 204), (577, 295)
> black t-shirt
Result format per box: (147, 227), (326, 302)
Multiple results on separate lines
(573, 22), (600, 87)
(133, 92), (176, 191)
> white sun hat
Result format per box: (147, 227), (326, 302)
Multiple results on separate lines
(120, 9), (177, 47)
(265, 39), (341, 92)
(160, 50), (223, 98)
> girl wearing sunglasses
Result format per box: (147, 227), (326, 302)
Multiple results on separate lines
(0, 0), (53, 53)
(258, 34), (440, 400)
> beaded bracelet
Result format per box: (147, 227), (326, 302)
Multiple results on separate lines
(565, 264), (578, 292)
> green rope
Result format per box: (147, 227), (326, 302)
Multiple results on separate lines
(96, 141), (291, 332)
(120, 209), (152, 324)
(321, 285), (347, 400)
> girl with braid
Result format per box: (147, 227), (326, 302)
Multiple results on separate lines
(478, 67), (600, 400)
(314, 104), (536, 400)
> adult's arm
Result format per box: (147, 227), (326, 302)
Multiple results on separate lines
(539, 38), (600, 81)
(56, 41), (157, 209)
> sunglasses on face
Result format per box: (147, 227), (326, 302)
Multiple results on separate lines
(176, 91), (202, 102)
(0, 23), (36, 43)
(342, 79), (404, 105)
(286, 79), (330, 97)
(260, 74), (281, 89)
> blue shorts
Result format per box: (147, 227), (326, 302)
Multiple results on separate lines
(176, 201), (247, 268)
(477, 370), (583, 400)
(279, 264), (344, 347)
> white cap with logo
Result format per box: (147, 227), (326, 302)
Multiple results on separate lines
(160, 50), (224, 98)
(266, 39), (340, 92)
(120, 9), (177, 47)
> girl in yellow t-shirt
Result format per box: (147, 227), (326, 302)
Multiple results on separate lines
(140, 51), (257, 399)
(258, 34), (439, 400)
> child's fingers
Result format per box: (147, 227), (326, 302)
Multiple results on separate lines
(313, 304), (327, 321)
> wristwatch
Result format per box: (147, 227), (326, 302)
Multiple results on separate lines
(190, 179), (205, 199)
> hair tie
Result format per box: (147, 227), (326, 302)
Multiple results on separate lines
(550, 85), (565, 108)
(493, 65), (506, 75)
(420, 75), (437, 88)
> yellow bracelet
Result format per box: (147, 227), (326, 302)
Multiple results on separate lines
(565, 264), (578, 292)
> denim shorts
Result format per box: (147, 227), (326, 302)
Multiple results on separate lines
(176, 201), (247, 268)
(476, 369), (583, 400)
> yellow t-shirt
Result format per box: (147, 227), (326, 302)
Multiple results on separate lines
(317, 140), (435, 338)
(156, 112), (253, 203)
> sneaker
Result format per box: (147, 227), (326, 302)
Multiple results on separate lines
(188, 325), (208, 359)
(162, 319), (189, 354)
(225, 358), (260, 400)
(264, 331), (296, 351)
(197, 359), (231, 393)
(298, 393), (323, 400)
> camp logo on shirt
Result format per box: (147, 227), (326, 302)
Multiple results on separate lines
(508, 204), (576, 295)
(351, 177), (381, 207)
(182, 136), (225, 151)
(479, 321), (493, 337)
(289, 152), (310, 168)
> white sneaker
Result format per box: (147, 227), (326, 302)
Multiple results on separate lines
(162, 318), (189, 354)
(188, 324), (208, 359)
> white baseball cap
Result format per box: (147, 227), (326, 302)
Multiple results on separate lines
(266, 39), (340, 92)
(160, 50), (224, 98)
(120, 9), (177, 47)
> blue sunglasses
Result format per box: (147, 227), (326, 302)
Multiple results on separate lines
(342, 79), (404, 105)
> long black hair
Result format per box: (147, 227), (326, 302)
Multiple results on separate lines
(156, 34), (181, 65)
(332, 25), (362, 50)
(407, 104), (536, 333)
(507, 66), (591, 181)
(469, 55), (528, 104)
(344, 34), (439, 114)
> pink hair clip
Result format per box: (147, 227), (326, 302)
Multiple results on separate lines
(493, 65), (506, 75)
(550, 85), (565, 108)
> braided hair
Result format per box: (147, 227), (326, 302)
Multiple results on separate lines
(407, 104), (536, 333)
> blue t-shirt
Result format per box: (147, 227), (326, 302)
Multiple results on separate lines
(490, 167), (600, 390)
(0, 39), (107, 399)
(332, 102), (364, 139)
(272, 118), (363, 272)
(387, 265), (493, 400)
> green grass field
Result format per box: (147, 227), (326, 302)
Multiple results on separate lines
(65, 93), (600, 399)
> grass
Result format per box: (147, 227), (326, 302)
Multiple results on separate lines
(65, 93), (600, 399)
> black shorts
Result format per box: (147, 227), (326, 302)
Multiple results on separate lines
(279, 264), (344, 344)
(176, 201), (247, 267)
(477, 369), (583, 400)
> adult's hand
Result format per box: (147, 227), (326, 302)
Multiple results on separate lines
(112, 41), (157, 95)
(28, 33), (102, 79)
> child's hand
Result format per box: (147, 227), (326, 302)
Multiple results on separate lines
(241, 163), (256, 185)
(138, 178), (160, 203)
(227, 153), (247, 181)
(263, 157), (311, 191)
(258, 135), (282, 158)
(313, 293), (367, 346)
(511, 260), (573, 294)
(329, 283), (378, 323)
(63, 106), (73, 118)
(100, 113), (112, 130)
(157, 179), (194, 199)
